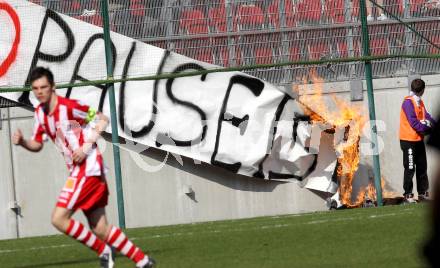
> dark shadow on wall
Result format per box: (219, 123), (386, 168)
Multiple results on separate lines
(103, 134), (287, 193)
(308, 188), (333, 201)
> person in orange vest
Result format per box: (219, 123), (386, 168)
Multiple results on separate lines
(400, 78), (436, 203)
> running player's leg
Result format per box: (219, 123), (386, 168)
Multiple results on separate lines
(86, 207), (111, 240)
(86, 207), (155, 267)
(51, 206), (110, 257)
(51, 206), (73, 233)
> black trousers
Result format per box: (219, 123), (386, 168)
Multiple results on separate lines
(400, 140), (429, 195)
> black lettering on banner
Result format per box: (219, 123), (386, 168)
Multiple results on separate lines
(223, 113), (249, 135)
(211, 75), (264, 173)
(65, 33), (116, 112)
(269, 113), (318, 181)
(253, 95), (317, 180)
(156, 63), (207, 147)
(253, 94), (290, 178)
(19, 9), (75, 105)
(268, 113), (318, 180)
(292, 112), (311, 144)
(290, 116), (318, 181)
(120, 49), (169, 139)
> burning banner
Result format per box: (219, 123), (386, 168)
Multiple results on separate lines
(295, 74), (366, 207)
(298, 74), (399, 208)
(0, 0), (395, 205)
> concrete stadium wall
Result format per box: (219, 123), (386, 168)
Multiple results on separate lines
(0, 107), (326, 239)
(371, 76), (439, 193)
(0, 74), (439, 240)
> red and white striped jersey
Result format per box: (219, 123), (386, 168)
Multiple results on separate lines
(31, 95), (105, 177)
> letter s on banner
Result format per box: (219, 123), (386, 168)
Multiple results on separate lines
(0, 2), (21, 77)
(360, 120), (386, 156)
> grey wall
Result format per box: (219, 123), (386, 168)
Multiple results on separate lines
(1, 74), (439, 239)
(0, 105), (326, 239)
(371, 75), (440, 193)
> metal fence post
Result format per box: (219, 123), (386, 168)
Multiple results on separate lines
(359, 0), (383, 206)
(101, 0), (126, 228)
(225, 0), (237, 66)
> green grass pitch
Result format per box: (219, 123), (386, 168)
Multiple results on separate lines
(0, 204), (430, 267)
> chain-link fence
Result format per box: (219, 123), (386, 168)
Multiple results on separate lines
(1, 0), (439, 93)
(23, 0), (439, 87)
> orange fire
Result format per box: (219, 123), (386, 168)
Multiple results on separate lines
(296, 72), (372, 207)
(364, 177), (399, 202)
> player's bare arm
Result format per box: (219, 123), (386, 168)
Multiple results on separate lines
(12, 128), (43, 152)
(72, 112), (109, 164)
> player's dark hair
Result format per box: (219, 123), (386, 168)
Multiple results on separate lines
(30, 67), (55, 86)
(411, 78), (425, 94)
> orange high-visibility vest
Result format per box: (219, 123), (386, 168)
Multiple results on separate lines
(399, 96), (426, 141)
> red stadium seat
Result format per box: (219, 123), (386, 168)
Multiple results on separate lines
(289, 45), (301, 61)
(177, 9), (212, 64)
(296, 0), (322, 24)
(208, 6), (228, 32)
(130, 2), (146, 17)
(409, 0), (426, 15)
(366, 24), (389, 56)
(389, 24), (405, 45)
(220, 46), (242, 66)
(84, 14), (103, 27)
(387, 0), (404, 16)
(352, 0), (403, 19)
(125, 1), (147, 37)
(352, 0), (359, 19)
(415, 21), (439, 37)
(255, 46), (273, 64)
(179, 9), (211, 63)
(267, 0), (296, 28)
(370, 38), (389, 56)
(355, 40), (362, 58)
(428, 36), (440, 54)
(236, 4), (265, 30)
(308, 43), (328, 60)
(368, 24), (386, 35)
(337, 41), (348, 58)
(337, 40), (362, 57)
(71, 1), (81, 11)
(325, 0), (345, 23)
(195, 49), (214, 64)
(62, 0), (82, 14)
(180, 9), (209, 35)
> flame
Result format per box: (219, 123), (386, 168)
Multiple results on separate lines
(363, 177), (400, 202)
(296, 72), (400, 207)
(297, 71), (368, 207)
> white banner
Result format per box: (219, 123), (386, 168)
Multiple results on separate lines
(0, 0), (337, 192)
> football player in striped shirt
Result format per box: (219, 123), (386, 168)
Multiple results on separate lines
(12, 67), (155, 268)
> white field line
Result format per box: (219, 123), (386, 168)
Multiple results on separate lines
(0, 243), (73, 254)
(0, 208), (417, 254)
